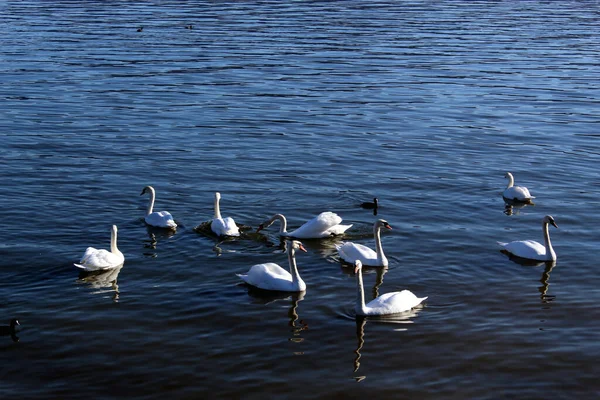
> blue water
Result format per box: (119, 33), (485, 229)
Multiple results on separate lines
(1, 1), (600, 398)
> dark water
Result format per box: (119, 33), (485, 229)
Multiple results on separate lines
(1, 1), (600, 398)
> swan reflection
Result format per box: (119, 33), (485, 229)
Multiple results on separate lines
(340, 263), (388, 300)
(143, 225), (176, 256)
(77, 264), (123, 302)
(353, 307), (424, 375)
(243, 287), (307, 345)
(500, 252), (557, 303)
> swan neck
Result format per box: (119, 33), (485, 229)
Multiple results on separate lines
(374, 224), (385, 262)
(275, 214), (287, 234)
(506, 174), (514, 189)
(287, 247), (301, 284)
(356, 268), (366, 314)
(214, 195), (222, 219)
(146, 187), (156, 216)
(110, 228), (119, 255)
(543, 221), (556, 261)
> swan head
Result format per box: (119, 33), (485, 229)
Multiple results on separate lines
(289, 240), (307, 253)
(111, 225), (118, 235)
(215, 192), (221, 200)
(354, 260), (363, 274)
(376, 219), (392, 230)
(544, 215), (558, 229)
(10, 319), (19, 329)
(140, 186), (154, 196)
(505, 172), (513, 179)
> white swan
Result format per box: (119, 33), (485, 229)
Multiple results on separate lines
(140, 186), (177, 229)
(498, 215), (558, 261)
(74, 225), (124, 271)
(503, 172), (535, 203)
(237, 240), (307, 292)
(257, 212), (352, 239)
(211, 192), (240, 237)
(354, 260), (427, 316)
(336, 219), (391, 267)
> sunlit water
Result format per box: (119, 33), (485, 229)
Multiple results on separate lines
(1, 1), (600, 398)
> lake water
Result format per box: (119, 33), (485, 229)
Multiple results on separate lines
(1, 1), (599, 398)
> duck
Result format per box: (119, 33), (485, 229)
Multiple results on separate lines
(360, 198), (378, 209)
(211, 192), (240, 237)
(0, 319), (19, 337)
(336, 219), (391, 267)
(237, 240), (307, 292)
(498, 215), (558, 261)
(503, 172), (535, 203)
(256, 212), (352, 239)
(140, 186), (177, 229)
(74, 225), (125, 271)
(354, 261), (427, 316)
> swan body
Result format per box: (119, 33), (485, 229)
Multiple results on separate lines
(237, 240), (307, 292)
(211, 192), (240, 237)
(503, 172), (534, 203)
(0, 319), (19, 336)
(336, 219), (391, 267)
(354, 261), (426, 316)
(74, 225), (124, 271)
(140, 186), (177, 229)
(257, 212), (352, 239)
(498, 215), (558, 261)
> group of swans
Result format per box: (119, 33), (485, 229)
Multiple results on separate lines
(498, 172), (558, 262)
(73, 173), (558, 316)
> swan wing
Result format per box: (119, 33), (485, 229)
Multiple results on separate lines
(289, 212), (344, 238)
(500, 239), (547, 260)
(366, 291), (427, 315)
(237, 263), (294, 291)
(75, 248), (123, 271)
(336, 242), (378, 264)
(211, 217), (240, 237)
(503, 186), (534, 201)
(146, 211), (177, 228)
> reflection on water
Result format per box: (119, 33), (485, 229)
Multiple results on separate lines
(77, 265), (123, 302)
(501, 251), (557, 303)
(503, 201), (532, 216)
(243, 287), (307, 348)
(143, 226), (176, 257)
(353, 307), (424, 377)
(339, 263), (388, 300)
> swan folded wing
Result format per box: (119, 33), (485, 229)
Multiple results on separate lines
(502, 240), (547, 259)
(324, 224), (352, 236)
(75, 248), (122, 271)
(211, 217), (240, 236)
(367, 291), (427, 314)
(503, 186), (534, 201)
(336, 242), (378, 264)
(291, 212), (343, 238)
(146, 211), (177, 228)
(238, 263), (292, 291)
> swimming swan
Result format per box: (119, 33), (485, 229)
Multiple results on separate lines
(237, 240), (307, 292)
(74, 225), (124, 271)
(503, 172), (535, 203)
(257, 212), (352, 239)
(211, 192), (240, 237)
(140, 186), (177, 229)
(354, 260), (427, 316)
(498, 215), (558, 261)
(336, 219), (391, 267)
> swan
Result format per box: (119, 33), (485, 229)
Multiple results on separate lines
(354, 261), (427, 316)
(503, 172), (535, 203)
(360, 198), (378, 209)
(140, 186), (177, 229)
(74, 225), (125, 271)
(256, 212), (352, 239)
(211, 192), (240, 237)
(237, 240), (307, 292)
(498, 215), (558, 261)
(336, 219), (391, 267)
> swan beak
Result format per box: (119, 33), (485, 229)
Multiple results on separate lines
(256, 224), (264, 233)
(140, 189), (145, 195)
(298, 244), (307, 253)
(551, 221), (558, 229)
(354, 265), (361, 274)
(384, 223), (392, 230)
